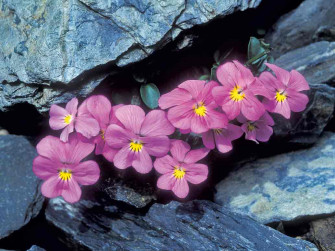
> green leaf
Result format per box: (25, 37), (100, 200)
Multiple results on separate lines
(140, 83), (160, 109)
(199, 74), (210, 80)
(210, 66), (217, 80)
(248, 37), (264, 61)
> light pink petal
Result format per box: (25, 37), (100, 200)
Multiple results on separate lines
(65, 97), (78, 115)
(72, 160), (100, 185)
(172, 178), (189, 198)
(184, 148), (209, 164)
(132, 148), (153, 174)
(60, 123), (74, 142)
(241, 93), (265, 121)
(205, 109), (228, 129)
(265, 63), (290, 86)
(214, 133), (234, 153)
(178, 80), (206, 99)
(167, 102), (194, 130)
(287, 91), (309, 112)
(255, 124), (273, 142)
(263, 98), (276, 112)
(102, 145), (119, 162)
(288, 70), (310, 91)
(197, 81), (218, 104)
(109, 104), (124, 124)
(94, 137), (105, 155)
(61, 179), (82, 203)
(184, 163), (208, 184)
(105, 124), (132, 149)
(170, 140), (191, 162)
(77, 99), (89, 116)
(233, 60), (255, 86)
(201, 131), (215, 150)
(87, 95), (112, 127)
(261, 112), (275, 126)
(273, 100), (291, 119)
(41, 176), (62, 199)
(159, 88), (192, 109)
(113, 145), (135, 169)
(216, 62), (239, 88)
(75, 115), (100, 139)
(49, 105), (68, 130)
(250, 78), (272, 99)
(259, 71), (284, 92)
(140, 110), (175, 136)
(36, 135), (66, 162)
(33, 156), (58, 180)
(191, 115), (208, 134)
(226, 123), (244, 140)
(142, 136), (170, 157)
(157, 173), (176, 190)
(222, 99), (242, 120)
(241, 124), (258, 143)
(115, 105), (145, 134)
(154, 155), (178, 174)
(66, 134), (95, 163)
(212, 86), (231, 107)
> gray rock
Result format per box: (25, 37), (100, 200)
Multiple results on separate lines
(0, 0), (261, 112)
(214, 132), (335, 224)
(27, 246), (45, 251)
(308, 216), (335, 251)
(0, 135), (44, 239)
(265, 0), (335, 58)
(45, 198), (316, 250)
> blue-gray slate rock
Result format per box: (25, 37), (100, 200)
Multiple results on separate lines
(45, 198), (317, 250)
(214, 132), (335, 225)
(265, 0), (335, 58)
(0, 0), (262, 112)
(0, 135), (44, 239)
(26, 246), (46, 251)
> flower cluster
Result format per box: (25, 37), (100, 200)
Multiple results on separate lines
(33, 61), (309, 203)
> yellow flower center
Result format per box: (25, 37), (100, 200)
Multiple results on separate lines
(100, 130), (105, 141)
(129, 140), (143, 152)
(275, 90), (287, 102)
(193, 102), (207, 117)
(230, 85), (245, 102)
(58, 169), (72, 181)
(64, 114), (73, 124)
(214, 128), (223, 135)
(247, 122), (256, 132)
(173, 166), (186, 179)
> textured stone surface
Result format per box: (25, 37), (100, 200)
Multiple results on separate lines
(0, 0), (261, 112)
(214, 132), (335, 224)
(45, 198), (316, 250)
(27, 246), (46, 251)
(0, 135), (44, 239)
(265, 0), (335, 58)
(309, 216), (335, 251)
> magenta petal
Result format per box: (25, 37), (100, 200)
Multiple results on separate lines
(61, 179), (82, 203)
(75, 115), (100, 139)
(178, 80), (206, 99)
(259, 71), (283, 92)
(172, 178), (189, 198)
(241, 94), (265, 121)
(184, 148), (209, 164)
(77, 99), (89, 116)
(222, 99), (241, 120)
(287, 91), (309, 112)
(261, 112), (275, 126)
(49, 105), (68, 130)
(33, 156), (58, 180)
(154, 155), (177, 174)
(180, 128), (191, 134)
(65, 97), (78, 115)
(102, 145), (118, 162)
(216, 62), (239, 88)
(191, 115), (208, 134)
(205, 109), (228, 129)
(72, 160), (100, 185)
(94, 138), (105, 155)
(36, 136), (66, 162)
(265, 63), (290, 86)
(115, 105), (145, 134)
(157, 173), (175, 190)
(105, 124), (132, 148)
(233, 60), (255, 86)
(140, 110), (175, 136)
(184, 163), (208, 184)
(214, 133), (234, 153)
(250, 78), (272, 99)
(288, 70), (310, 91)
(41, 176), (62, 199)
(170, 140), (190, 162)
(142, 136), (170, 157)
(227, 123), (244, 140)
(132, 148), (153, 174)
(273, 100), (291, 119)
(87, 95), (112, 127)
(197, 81), (218, 104)
(256, 124), (273, 142)
(66, 134), (95, 163)
(113, 145), (135, 169)
(241, 124), (258, 143)
(60, 123), (74, 142)
(167, 101), (194, 130)
(159, 88), (192, 109)
(202, 131), (215, 150)
(109, 104), (124, 124)
(263, 98), (276, 112)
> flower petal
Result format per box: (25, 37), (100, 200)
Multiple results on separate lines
(214, 133), (234, 153)
(41, 176), (62, 199)
(197, 81), (218, 104)
(184, 148), (209, 164)
(288, 70), (310, 91)
(259, 71), (283, 92)
(233, 60), (255, 86)
(132, 148), (153, 174)
(36, 136), (66, 162)
(205, 109), (228, 129)
(65, 97), (78, 115)
(255, 124), (273, 142)
(167, 102), (194, 130)
(102, 145), (119, 162)
(87, 95), (112, 127)
(273, 100), (291, 119)
(250, 78), (272, 99)
(142, 136), (170, 157)
(241, 124), (258, 143)
(287, 91), (309, 112)
(227, 123), (244, 140)
(241, 93), (265, 121)
(75, 115), (100, 139)
(49, 105), (68, 130)
(140, 110), (175, 136)
(178, 80), (206, 99)
(105, 124), (132, 149)
(201, 131), (215, 150)
(265, 63), (290, 86)
(154, 155), (178, 174)
(190, 115), (208, 134)
(170, 140), (190, 162)
(172, 178), (189, 198)
(159, 88), (192, 109)
(60, 123), (74, 142)
(61, 179), (82, 203)
(72, 160), (100, 185)
(66, 134), (95, 163)
(184, 163), (208, 184)
(157, 173), (175, 190)
(113, 145), (135, 169)
(115, 105), (145, 134)
(216, 62), (239, 88)
(222, 99), (242, 120)
(33, 156), (59, 180)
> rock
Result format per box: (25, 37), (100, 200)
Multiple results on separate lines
(45, 198), (316, 250)
(0, 135), (44, 239)
(27, 246), (45, 251)
(214, 132), (335, 224)
(308, 216), (335, 251)
(265, 0), (335, 58)
(0, 129), (8, 135)
(0, 0), (262, 112)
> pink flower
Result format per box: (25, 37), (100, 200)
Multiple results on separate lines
(259, 63), (310, 119)
(159, 80), (228, 134)
(201, 123), (243, 153)
(105, 105), (175, 174)
(32, 134), (100, 203)
(154, 140), (209, 198)
(49, 97), (100, 142)
(237, 112), (274, 143)
(78, 95), (123, 162)
(212, 60), (267, 121)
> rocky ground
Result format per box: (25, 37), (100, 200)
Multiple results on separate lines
(0, 0), (334, 250)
